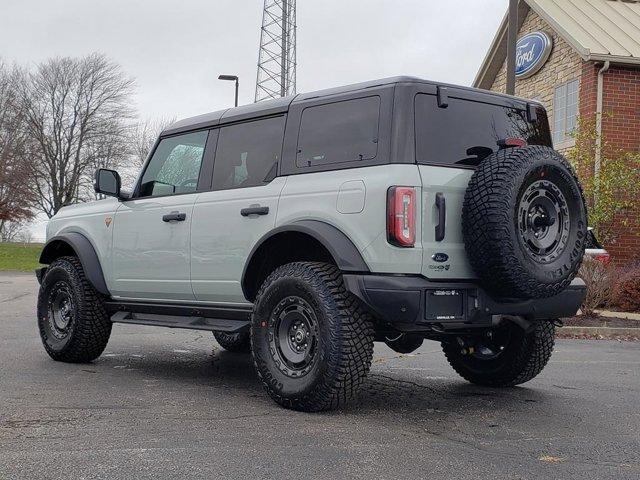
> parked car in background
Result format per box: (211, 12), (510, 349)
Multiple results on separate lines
(585, 228), (610, 265)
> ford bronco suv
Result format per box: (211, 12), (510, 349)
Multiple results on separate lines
(36, 77), (587, 412)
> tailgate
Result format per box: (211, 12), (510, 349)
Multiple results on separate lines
(418, 165), (475, 280)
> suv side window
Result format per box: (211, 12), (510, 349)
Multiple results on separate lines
(212, 116), (285, 191)
(296, 96), (380, 168)
(138, 131), (209, 198)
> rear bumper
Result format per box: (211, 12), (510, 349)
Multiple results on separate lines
(342, 274), (586, 332)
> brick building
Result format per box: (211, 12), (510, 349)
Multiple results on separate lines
(474, 0), (640, 263)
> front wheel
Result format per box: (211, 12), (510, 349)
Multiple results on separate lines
(251, 262), (374, 412)
(37, 256), (112, 363)
(442, 320), (555, 387)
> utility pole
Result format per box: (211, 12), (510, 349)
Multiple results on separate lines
(255, 0), (297, 102)
(506, 0), (518, 95)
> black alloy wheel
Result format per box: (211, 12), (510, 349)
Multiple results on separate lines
(517, 177), (571, 264)
(268, 295), (319, 378)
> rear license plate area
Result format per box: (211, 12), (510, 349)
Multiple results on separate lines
(424, 289), (465, 322)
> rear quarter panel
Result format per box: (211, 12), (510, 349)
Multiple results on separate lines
(277, 164), (423, 274)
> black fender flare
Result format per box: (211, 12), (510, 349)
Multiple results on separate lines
(241, 220), (370, 300)
(39, 232), (110, 295)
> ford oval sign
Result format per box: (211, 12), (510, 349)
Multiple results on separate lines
(431, 253), (449, 263)
(515, 32), (553, 79)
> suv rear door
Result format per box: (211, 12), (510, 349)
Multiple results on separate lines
(414, 90), (552, 281)
(190, 115), (287, 304)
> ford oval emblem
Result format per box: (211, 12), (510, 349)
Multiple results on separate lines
(432, 253), (449, 263)
(515, 32), (553, 79)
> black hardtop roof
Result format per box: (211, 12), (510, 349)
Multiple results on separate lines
(162, 76), (538, 136)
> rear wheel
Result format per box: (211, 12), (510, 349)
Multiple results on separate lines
(442, 320), (555, 387)
(251, 262), (374, 412)
(213, 331), (251, 353)
(37, 256), (112, 363)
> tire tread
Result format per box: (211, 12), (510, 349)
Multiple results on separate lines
(442, 321), (556, 387)
(251, 262), (374, 411)
(37, 256), (111, 363)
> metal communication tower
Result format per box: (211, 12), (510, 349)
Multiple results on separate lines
(255, 0), (297, 102)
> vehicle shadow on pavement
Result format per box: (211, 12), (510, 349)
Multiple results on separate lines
(94, 345), (555, 421)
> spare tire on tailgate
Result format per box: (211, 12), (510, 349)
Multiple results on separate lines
(462, 145), (587, 300)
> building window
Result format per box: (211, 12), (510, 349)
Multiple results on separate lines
(553, 79), (579, 145)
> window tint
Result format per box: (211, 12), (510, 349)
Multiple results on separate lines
(415, 94), (552, 168)
(296, 96), (380, 168)
(138, 131), (208, 198)
(553, 79), (579, 144)
(212, 116), (285, 190)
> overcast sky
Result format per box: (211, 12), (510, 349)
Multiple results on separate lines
(2, 0), (508, 239)
(1, 0), (508, 122)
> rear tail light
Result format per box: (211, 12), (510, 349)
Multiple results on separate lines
(593, 253), (611, 265)
(387, 186), (416, 247)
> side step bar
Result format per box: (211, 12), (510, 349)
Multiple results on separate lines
(105, 301), (252, 333)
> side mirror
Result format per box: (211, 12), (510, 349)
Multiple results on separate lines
(94, 169), (121, 198)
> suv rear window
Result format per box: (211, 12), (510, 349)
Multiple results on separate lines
(296, 96), (380, 168)
(415, 94), (551, 168)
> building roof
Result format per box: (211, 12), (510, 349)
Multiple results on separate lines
(474, 0), (640, 89)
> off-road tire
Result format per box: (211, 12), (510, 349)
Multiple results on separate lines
(442, 321), (555, 387)
(37, 256), (112, 363)
(213, 331), (251, 353)
(462, 145), (587, 299)
(251, 262), (374, 412)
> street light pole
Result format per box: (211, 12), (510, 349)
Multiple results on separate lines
(506, 0), (518, 95)
(218, 75), (239, 107)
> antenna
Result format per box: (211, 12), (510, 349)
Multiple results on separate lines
(255, 0), (297, 102)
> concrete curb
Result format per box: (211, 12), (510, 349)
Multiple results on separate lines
(593, 310), (640, 321)
(558, 326), (640, 338)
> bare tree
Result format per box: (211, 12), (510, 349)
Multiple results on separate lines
(131, 117), (175, 168)
(18, 228), (33, 244)
(0, 60), (35, 225)
(16, 53), (135, 217)
(118, 116), (174, 190)
(0, 219), (26, 242)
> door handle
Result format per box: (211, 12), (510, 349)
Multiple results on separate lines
(435, 193), (446, 242)
(241, 206), (269, 217)
(162, 211), (186, 222)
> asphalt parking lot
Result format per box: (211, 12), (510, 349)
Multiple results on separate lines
(1, 272), (638, 480)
